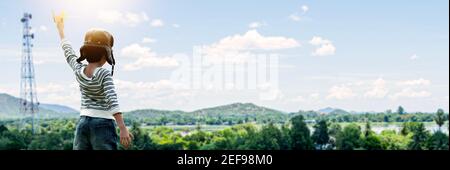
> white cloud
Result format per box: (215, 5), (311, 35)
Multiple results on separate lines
(256, 83), (284, 101)
(97, 10), (149, 27)
(309, 37), (332, 46)
(172, 24), (181, 28)
(36, 83), (66, 94)
(289, 14), (302, 21)
(41, 92), (80, 110)
(120, 43), (155, 59)
(113, 79), (194, 110)
(199, 30), (300, 65)
(397, 78), (431, 86)
(15, 47), (63, 65)
(290, 93), (320, 103)
(0, 86), (18, 95)
(290, 95), (306, 103)
(261, 88), (284, 101)
(115, 79), (184, 92)
(27, 82), (81, 109)
(389, 88), (431, 100)
(410, 54), (419, 60)
(312, 44), (336, 56)
(97, 10), (122, 23)
(289, 5), (309, 22)
(126, 12), (149, 24)
(120, 44), (179, 70)
(389, 78), (432, 100)
(142, 37), (157, 44)
(309, 36), (336, 56)
(151, 19), (165, 27)
(310, 93), (320, 99)
(206, 29), (300, 51)
(301, 5), (309, 14)
(39, 25), (48, 32)
(249, 21), (266, 29)
(2, 81), (82, 110)
(364, 78), (388, 98)
(327, 85), (356, 100)
(3, 79), (193, 111)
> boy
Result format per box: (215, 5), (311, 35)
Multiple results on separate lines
(53, 12), (133, 150)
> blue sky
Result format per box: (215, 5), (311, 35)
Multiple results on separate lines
(0, 0), (448, 113)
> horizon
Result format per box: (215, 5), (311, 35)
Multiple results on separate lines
(1, 92), (447, 114)
(0, 0), (449, 113)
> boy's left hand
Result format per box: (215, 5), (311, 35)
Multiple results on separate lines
(120, 127), (134, 149)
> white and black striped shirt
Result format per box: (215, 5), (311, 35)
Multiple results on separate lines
(61, 39), (120, 120)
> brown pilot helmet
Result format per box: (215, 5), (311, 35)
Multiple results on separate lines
(78, 29), (116, 76)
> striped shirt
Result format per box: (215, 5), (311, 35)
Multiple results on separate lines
(61, 39), (120, 120)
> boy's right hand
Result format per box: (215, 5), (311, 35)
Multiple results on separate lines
(53, 11), (65, 39)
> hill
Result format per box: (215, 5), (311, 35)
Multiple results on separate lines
(126, 103), (287, 125)
(0, 93), (78, 119)
(318, 107), (350, 115)
(193, 102), (285, 115)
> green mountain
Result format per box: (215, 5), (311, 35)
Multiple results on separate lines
(318, 107), (350, 115)
(1, 92), (359, 125)
(126, 103), (288, 125)
(3, 93), (289, 123)
(193, 103), (285, 115)
(0, 93), (78, 119)
(329, 109), (351, 115)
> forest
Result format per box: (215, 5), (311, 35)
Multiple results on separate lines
(0, 109), (448, 150)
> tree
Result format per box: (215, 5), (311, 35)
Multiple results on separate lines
(397, 106), (405, 115)
(401, 122), (419, 136)
(435, 109), (446, 131)
(364, 121), (372, 138)
(185, 130), (213, 150)
(0, 125), (8, 134)
(151, 127), (184, 150)
(361, 121), (383, 150)
(28, 132), (65, 150)
(363, 134), (383, 150)
(279, 125), (292, 150)
(129, 122), (155, 150)
(159, 116), (169, 126)
(251, 123), (283, 150)
(328, 123), (342, 137)
(379, 130), (411, 150)
(327, 123), (342, 150)
(336, 124), (362, 150)
(312, 120), (330, 150)
(289, 115), (314, 150)
(383, 115), (390, 123)
(408, 123), (429, 150)
(0, 137), (13, 150)
(426, 131), (449, 150)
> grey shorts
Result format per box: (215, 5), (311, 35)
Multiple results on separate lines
(73, 116), (118, 150)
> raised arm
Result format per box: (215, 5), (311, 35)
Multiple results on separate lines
(53, 12), (82, 71)
(53, 11), (65, 40)
(61, 40), (83, 71)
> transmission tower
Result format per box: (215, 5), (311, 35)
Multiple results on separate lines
(19, 13), (40, 134)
